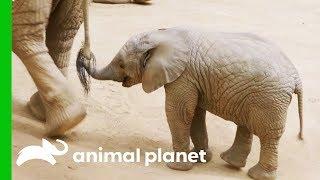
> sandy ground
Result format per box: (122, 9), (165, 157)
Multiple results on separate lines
(13, 0), (320, 179)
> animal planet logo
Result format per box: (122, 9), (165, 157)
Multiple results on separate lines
(16, 139), (68, 166)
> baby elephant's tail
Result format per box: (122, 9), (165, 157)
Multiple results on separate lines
(294, 81), (303, 140)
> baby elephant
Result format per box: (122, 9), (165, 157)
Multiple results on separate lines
(77, 27), (303, 180)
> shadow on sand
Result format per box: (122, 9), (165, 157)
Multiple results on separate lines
(13, 98), (250, 179)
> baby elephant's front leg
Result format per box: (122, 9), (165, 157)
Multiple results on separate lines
(164, 83), (199, 171)
(190, 106), (212, 163)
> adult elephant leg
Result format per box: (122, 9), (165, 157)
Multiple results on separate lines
(190, 106), (212, 163)
(13, 0), (86, 136)
(46, 0), (84, 77)
(27, 0), (85, 121)
(28, 0), (84, 120)
(220, 126), (253, 168)
(22, 55), (86, 137)
(13, 0), (52, 121)
(164, 80), (198, 171)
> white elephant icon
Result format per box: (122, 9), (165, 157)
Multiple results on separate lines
(16, 139), (68, 166)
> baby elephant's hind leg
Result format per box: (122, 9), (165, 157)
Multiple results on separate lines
(220, 126), (253, 168)
(247, 104), (288, 180)
(248, 138), (280, 180)
(190, 106), (212, 163)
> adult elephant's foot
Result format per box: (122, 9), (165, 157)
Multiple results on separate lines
(166, 162), (193, 171)
(220, 146), (248, 168)
(190, 148), (212, 163)
(27, 92), (46, 121)
(27, 66), (69, 122)
(45, 101), (86, 137)
(248, 164), (276, 180)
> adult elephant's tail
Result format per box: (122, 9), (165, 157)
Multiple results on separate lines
(76, 0), (97, 94)
(294, 80), (303, 140)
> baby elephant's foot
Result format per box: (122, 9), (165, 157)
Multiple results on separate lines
(27, 92), (45, 121)
(220, 147), (248, 168)
(166, 162), (193, 171)
(190, 148), (212, 163)
(248, 164), (276, 180)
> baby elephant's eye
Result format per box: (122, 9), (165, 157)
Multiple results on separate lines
(144, 51), (151, 60)
(142, 51), (151, 68)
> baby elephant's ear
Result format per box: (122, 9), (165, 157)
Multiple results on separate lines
(142, 43), (186, 93)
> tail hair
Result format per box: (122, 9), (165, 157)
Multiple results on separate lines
(76, 47), (96, 94)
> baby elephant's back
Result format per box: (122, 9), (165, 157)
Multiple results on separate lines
(184, 30), (300, 119)
(191, 31), (300, 94)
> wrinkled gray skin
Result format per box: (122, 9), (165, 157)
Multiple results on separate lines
(13, 0), (90, 136)
(12, 0), (150, 137)
(77, 27), (303, 180)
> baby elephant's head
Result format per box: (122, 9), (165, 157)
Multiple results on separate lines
(77, 28), (188, 94)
